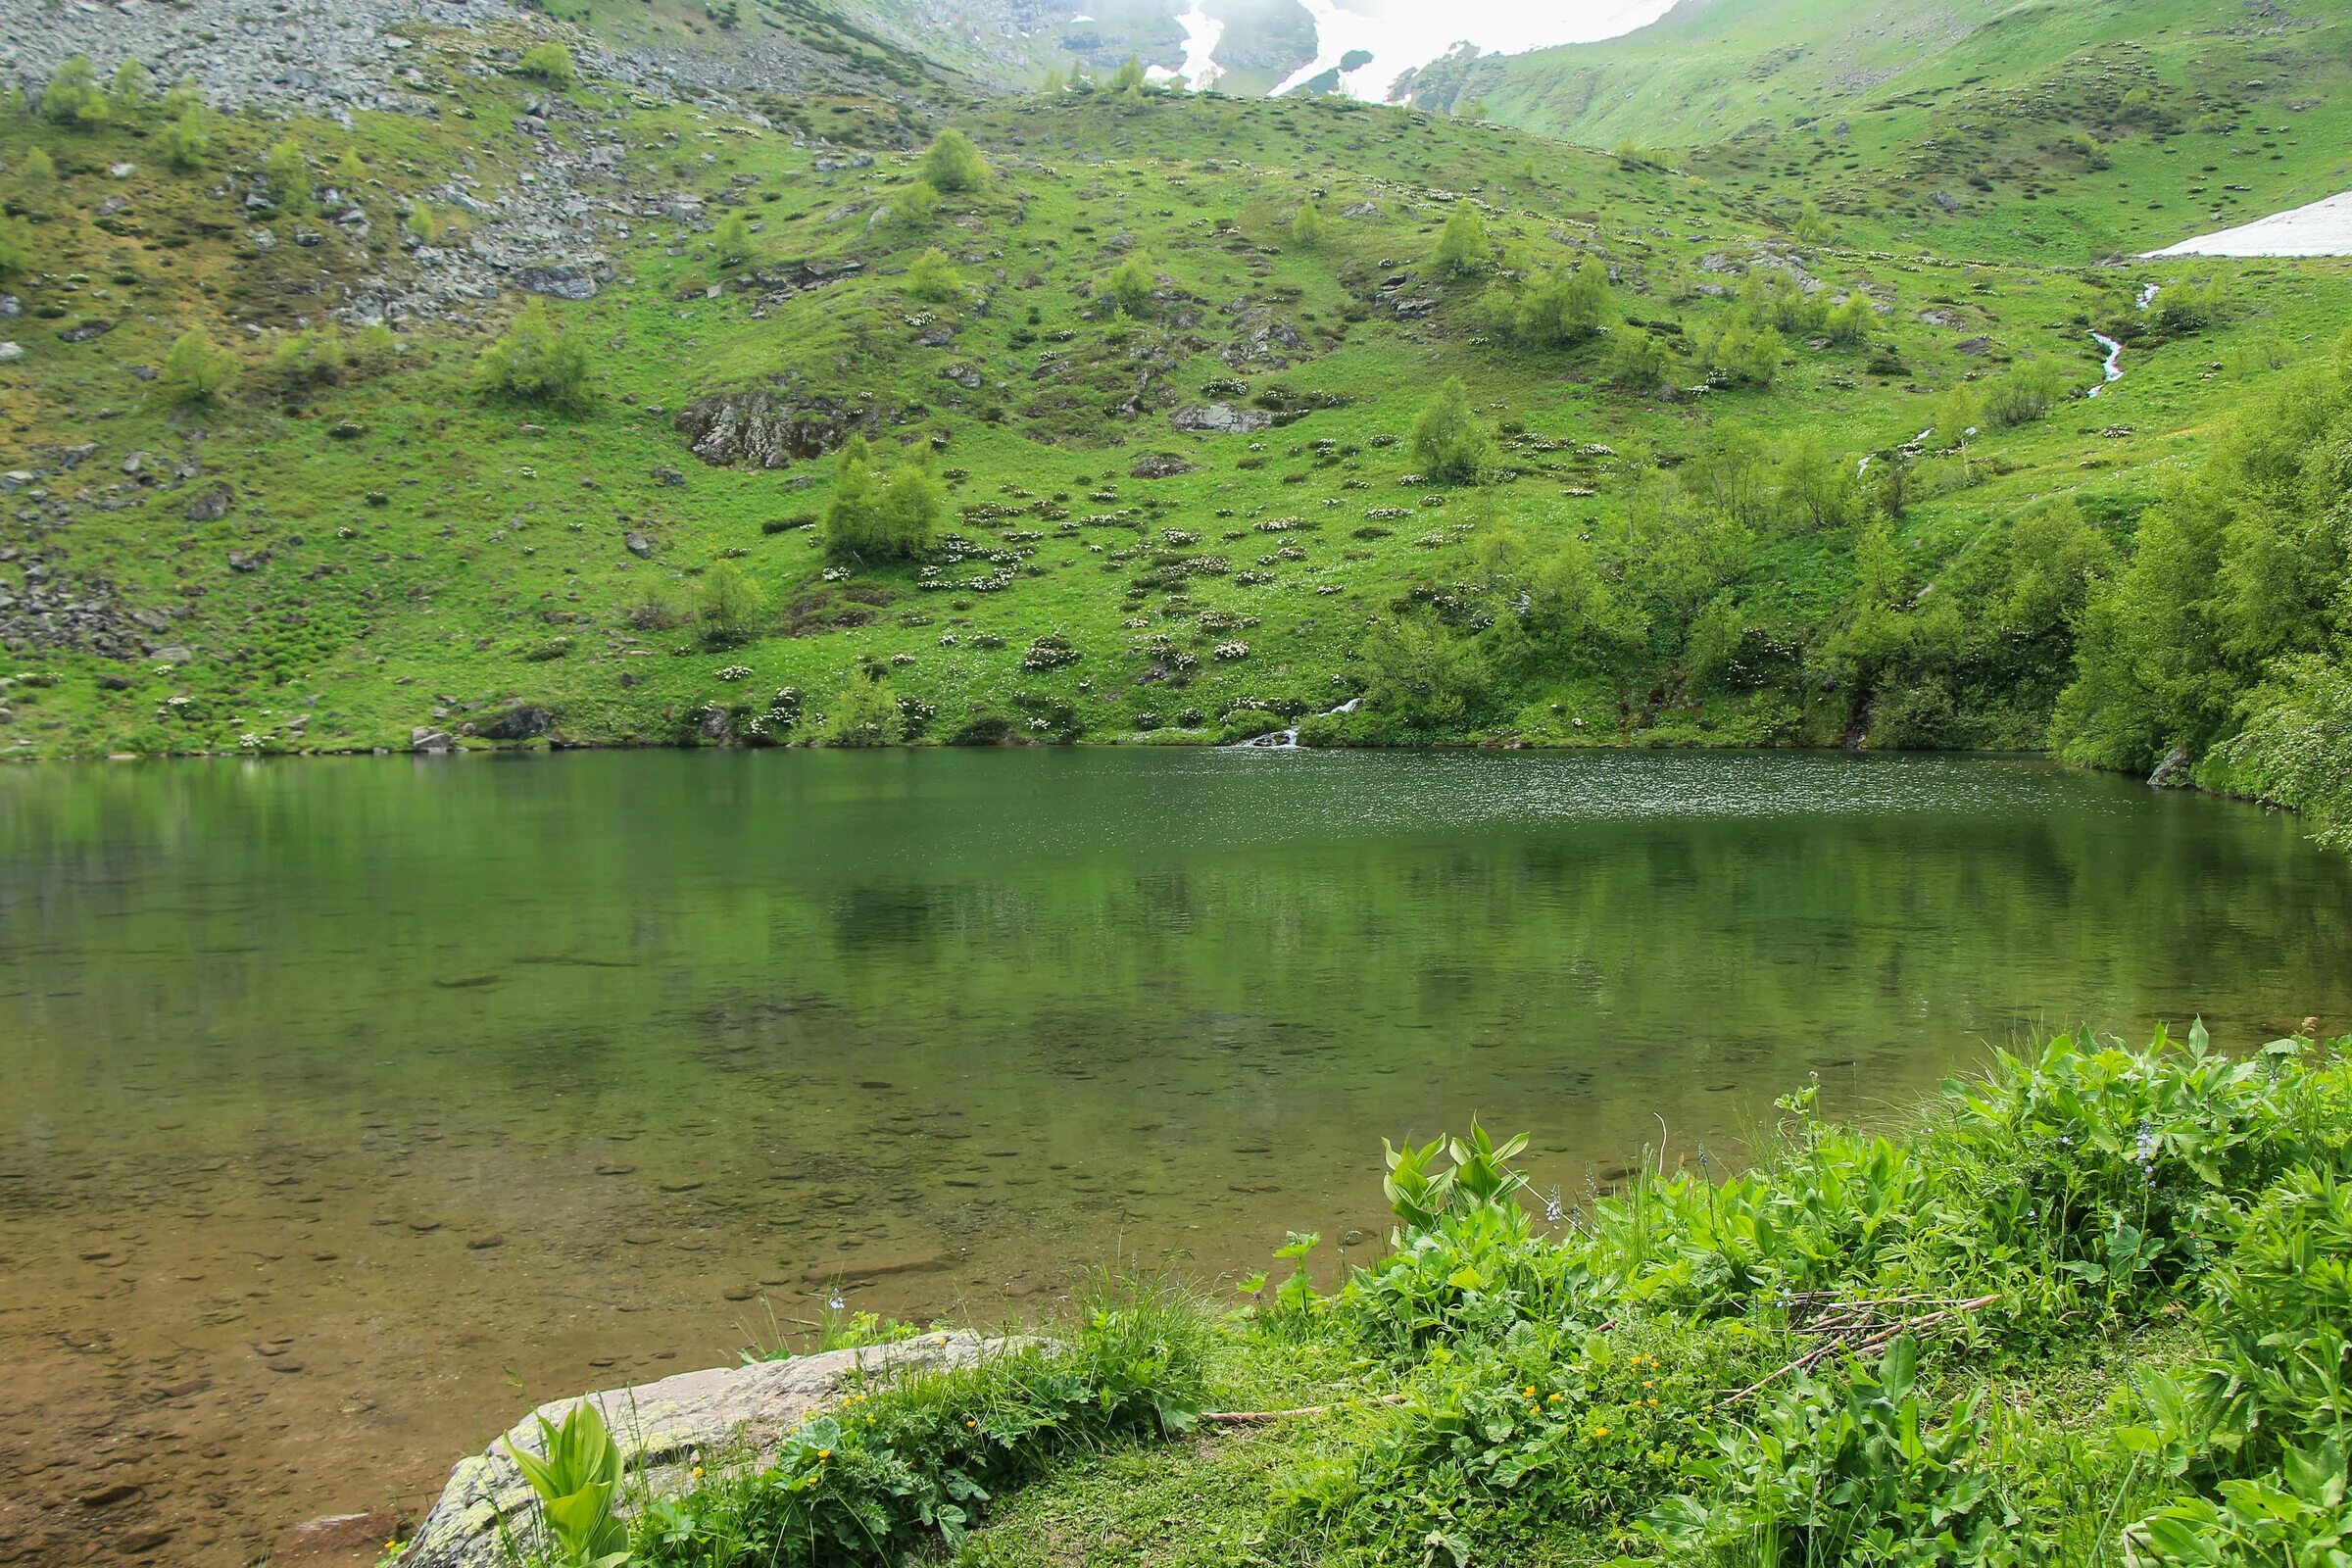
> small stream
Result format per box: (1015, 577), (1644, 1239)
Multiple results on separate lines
(2085, 283), (2160, 399)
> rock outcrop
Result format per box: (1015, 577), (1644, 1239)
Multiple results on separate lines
(675, 392), (892, 467)
(403, 1333), (1013, 1568)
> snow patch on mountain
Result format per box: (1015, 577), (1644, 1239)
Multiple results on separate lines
(1268, 0), (1680, 101)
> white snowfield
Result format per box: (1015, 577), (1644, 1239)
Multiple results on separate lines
(2145, 189), (2352, 258)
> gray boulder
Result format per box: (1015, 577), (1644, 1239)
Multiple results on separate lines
(402, 1334), (1013, 1568)
(511, 257), (613, 301)
(1171, 403), (1273, 435)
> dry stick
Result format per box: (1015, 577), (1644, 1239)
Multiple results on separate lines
(1720, 1294), (2000, 1406)
(1200, 1394), (1410, 1425)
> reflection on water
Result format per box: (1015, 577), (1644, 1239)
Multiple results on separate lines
(2, 749), (2348, 1565)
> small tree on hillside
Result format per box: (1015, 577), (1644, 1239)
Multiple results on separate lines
(1431, 201), (1488, 278)
(822, 437), (883, 560)
(920, 128), (988, 193)
(159, 108), (213, 171)
(17, 147), (57, 189)
(1825, 291), (1877, 346)
(1412, 376), (1492, 484)
(905, 247), (962, 303)
(698, 559), (769, 646)
(159, 326), (239, 405)
(110, 59), (151, 112)
(0, 216), (36, 283)
(1290, 199), (1327, 250)
(1111, 55), (1147, 94)
(874, 454), (948, 556)
(711, 208), (755, 268)
(42, 57), (109, 126)
(1106, 252), (1155, 317)
(1605, 329), (1673, 394)
(473, 297), (595, 411)
(265, 136), (312, 215)
(1505, 257), (1609, 347)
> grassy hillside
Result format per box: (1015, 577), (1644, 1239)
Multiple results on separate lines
(0, 6), (2346, 841)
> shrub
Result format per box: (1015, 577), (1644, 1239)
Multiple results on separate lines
(109, 59), (150, 111)
(1493, 257), (1609, 348)
(919, 127), (988, 193)
(158, 326), (238, 404)
(887, 178), (939, 227)
(261, 327), (344, 397)
(698, 559), (769, 647)
(1106, 253), (1155, 317)
(0, 216), (32, 283)
(819, 677), (902, 747)
(822, 440), (941, 563)
(515, 41), (576, 84)
(904, 247), (961, 303)
(1982, 361), (2068, 427)
(1605, 329), (1673, 393)
(42, 57), (108, 126)
(710, 208), (755, 268)
(1431, 201), (1489, 277)
(1701, 320), (1785, 387)
(17, 146), (56, 188)
(473, 298), (595, 411)
(1410, 376), (1492, 483)
(1290, 200), (1327, 249)
(264, 136), (311, 216)
(158, 109), (212, 172)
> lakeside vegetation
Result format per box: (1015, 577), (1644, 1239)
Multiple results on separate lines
(458, 1025), (2352, 1568)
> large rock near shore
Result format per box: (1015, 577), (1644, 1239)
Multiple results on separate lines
(402, 1332), (1011, 1568)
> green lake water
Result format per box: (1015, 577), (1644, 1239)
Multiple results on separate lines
(2, 749), (2348, 1565)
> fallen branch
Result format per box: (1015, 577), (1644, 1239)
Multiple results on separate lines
(1720, 1294), (2000, 1406)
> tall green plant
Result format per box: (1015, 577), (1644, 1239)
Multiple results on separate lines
(507, 1400), (630, 1568)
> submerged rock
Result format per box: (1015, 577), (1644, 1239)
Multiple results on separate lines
(402, 1334), (1015, 1568)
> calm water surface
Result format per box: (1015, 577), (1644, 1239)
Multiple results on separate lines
(3, 749), (2349, 1564)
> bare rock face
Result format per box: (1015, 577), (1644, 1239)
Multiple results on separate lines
(675, 392), (882, 467)
(1171, 403), (1273, 435)
(401, 1334), (1010, 1568)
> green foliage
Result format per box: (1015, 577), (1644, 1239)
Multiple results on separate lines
(887, 177), (940, 228)
(16, 146), (56, 187)
(158, 326), (238, 405)
(42, 57), (108, 127)
(631, 1279), (1209, 1567)
(1359, 612), (1489, 730)
(1489, 257), (1610, 348)
(1289, 199), (1326, 250)
(920, 128), (988, 193)
(1826, 290), (1879, 345)
(698, 559), (769, 646)
(2056, 361), (2352, 796)
(822, 677), (902, 747)
(472, 298), (595, 412)
(1605, 328), (1674, 392)
(261, 327), (345, 398)
(710, 208), (755, 269)
(109, 59), (150, 112)
(265, 136), (312, 216)
(1651, 1339), (2029, 1566)
(1431, 201), (1489, 277)
(506, 1399), (629, 1568)
(1410, 376), (1492, 483)
(904, 247), (962, 303)
(1110, 55), (1146, 94)
(158, 108), (213, 172)
(1699, 319), (1786, 387)
(516, 42), (577, 84)
(1105, 252), (1155, 317)
(821, 439), (941, 563)
(0, 215), (32, 283)
(1980, 361), (2068, 428)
